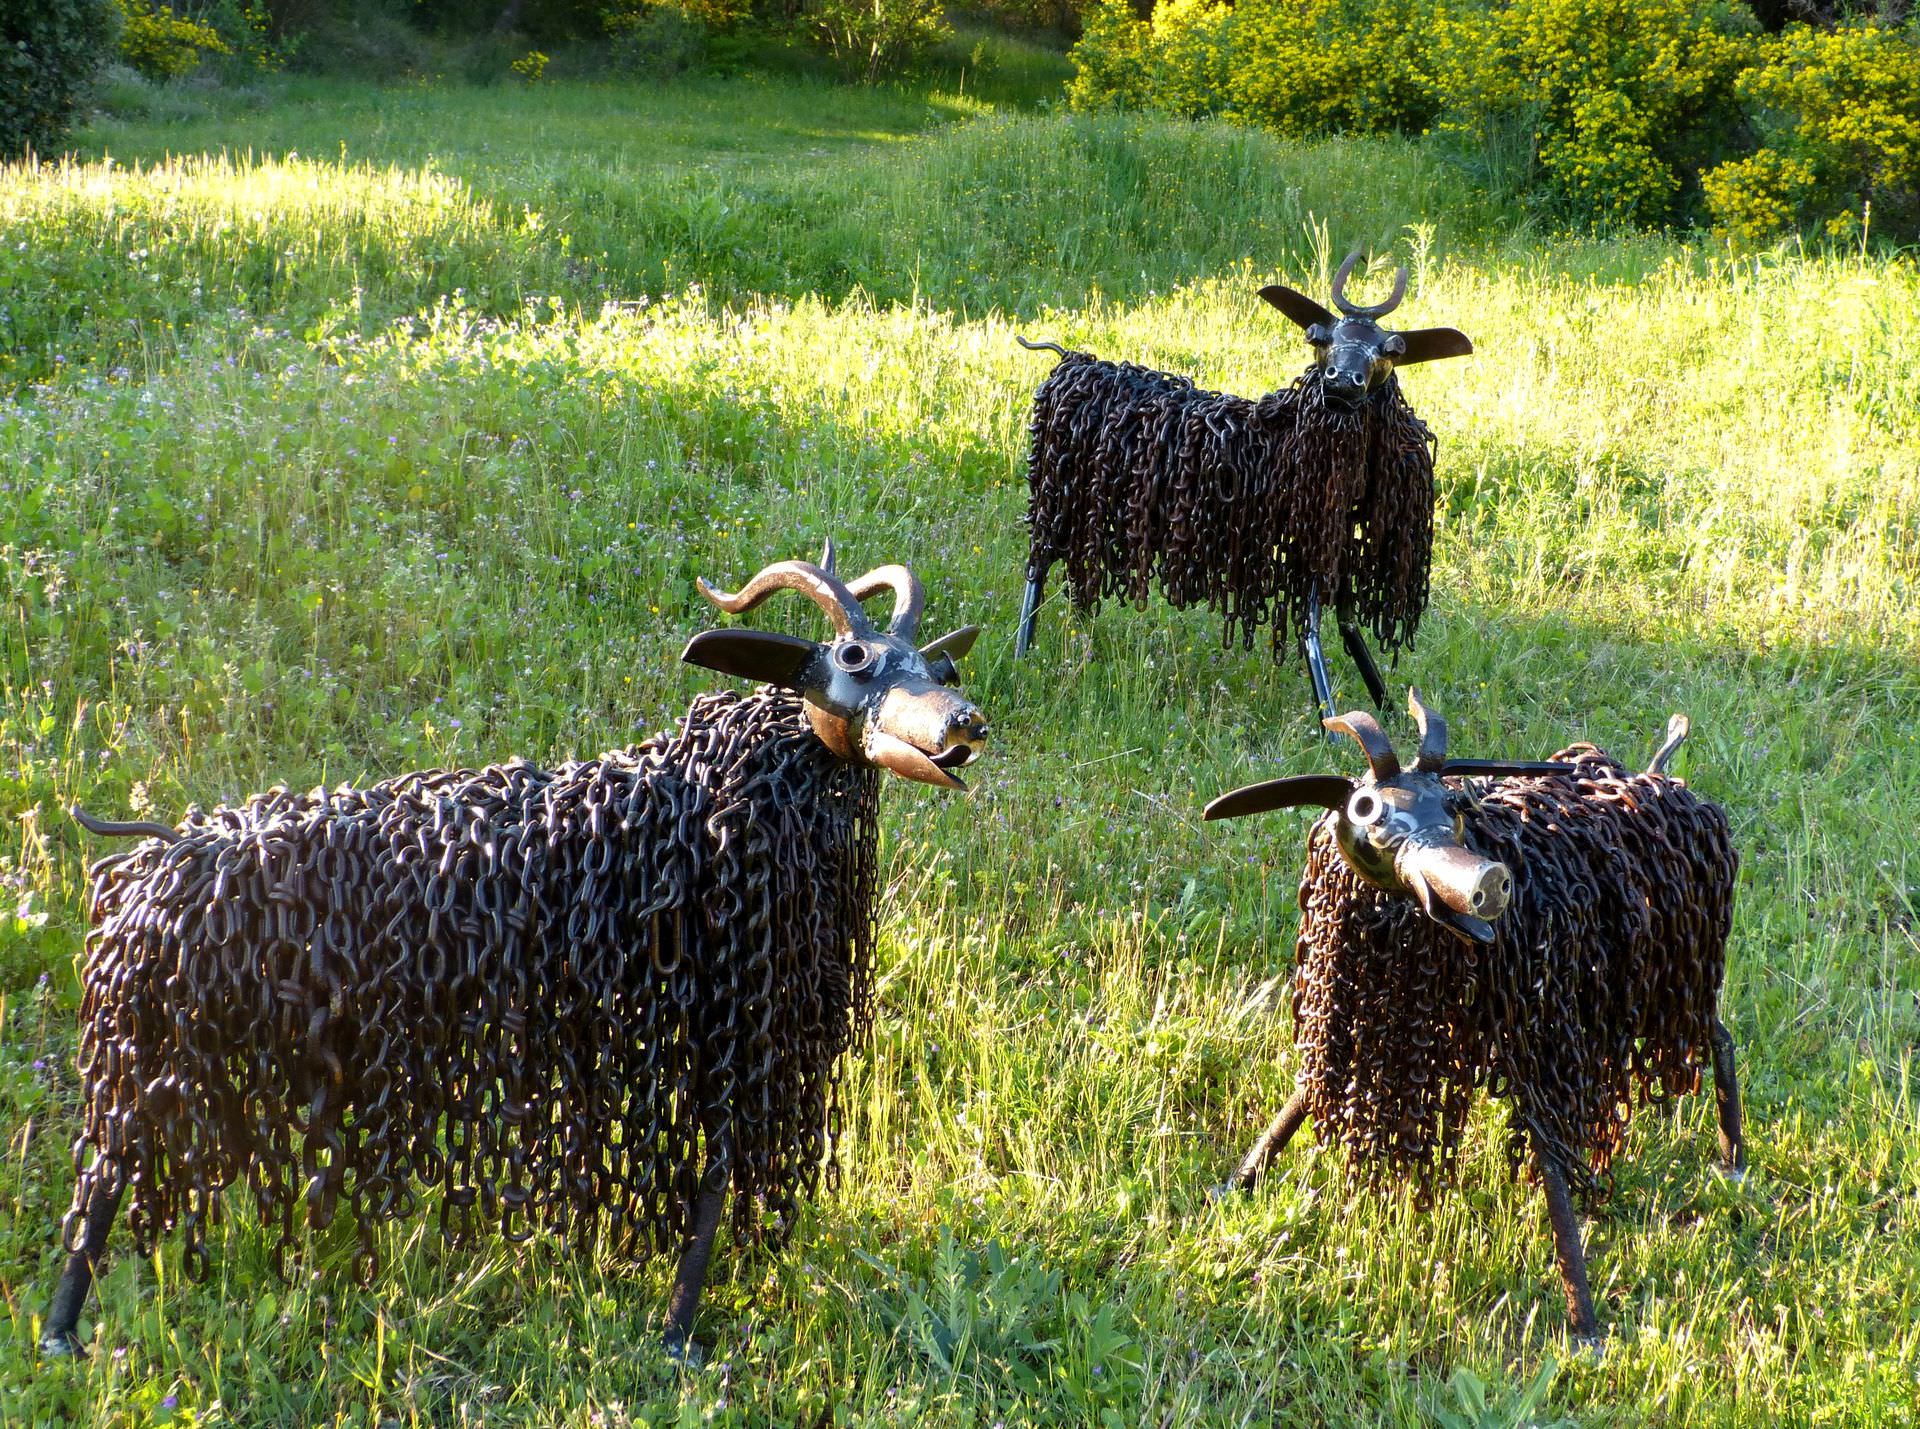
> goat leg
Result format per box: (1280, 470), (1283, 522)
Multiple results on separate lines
(1533, 1146), (1603, 1344)
(1303, 588), (1338, 735)
(1711, 1018), (1746, 1177)
(1015, 565), (1048, 659)
(1228, 1086), (1312, 1193)
(662, 1174), (728, 1364)
(41, 1175), (125, 1359)
(1336, 614), (1388, 712)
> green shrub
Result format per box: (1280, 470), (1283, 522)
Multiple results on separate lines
(0, 0), (120, 160)
(1705, 20), (1920, 242)
(1070, 0), (1768, 231)
(957, 0), (1087, 40)
(807, 0), (950, 81)
(606, 2), (711, 74)
(116, 0), (230, 80)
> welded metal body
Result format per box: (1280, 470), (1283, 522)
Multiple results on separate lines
(1015, 252), (1473, 723)
(1206, 696), (1747, 1341)
(44, 551), (985, 1361)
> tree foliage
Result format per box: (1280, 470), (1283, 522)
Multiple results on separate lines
(1069, 0), (1920, 237)
(0, 0), (119, 160)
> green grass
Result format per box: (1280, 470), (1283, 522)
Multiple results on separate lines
(0, 65), (1917, 1426)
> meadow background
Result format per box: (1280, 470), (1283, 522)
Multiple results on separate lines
(1, 30), (1918, 1429)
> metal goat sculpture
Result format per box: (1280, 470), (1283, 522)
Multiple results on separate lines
(1204, 691), (1746, 1341)
(1016, 251), (1472, 723)
(45, 548), (986, 1361)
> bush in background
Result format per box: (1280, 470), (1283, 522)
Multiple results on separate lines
(0, 0), (120, 160)
(1068, 0), (1920, 239)
(808, 0), (951, 81)
(1226, 0), (1440, 137)
(1704, 19), (1920, 241)
(606, 2), (711, 74)
(1430, 0), (1757, 228)
(116, 0), (231, 79)
(1068, 0), (1441, 132)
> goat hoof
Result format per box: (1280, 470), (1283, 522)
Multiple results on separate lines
(1568, 1326), (1608, 1362)
(39, 1331), (86, 1361)
(663, 1333), (706, 1370)
(1718, 1164), (1747, 1186)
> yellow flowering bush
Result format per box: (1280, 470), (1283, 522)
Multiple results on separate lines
(1701, 148), (1815, 241)
(1067, 0), (1226, 117)
(1069, 0), (1438, 133)
(1225, 0), (1440, 137)
(1431, 0), (1756, 227)
(1704, 21), (1920, 242)
(116, 0), (229, 80)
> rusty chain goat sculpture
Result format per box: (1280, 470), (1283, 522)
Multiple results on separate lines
(1016, 252), (1472, 724)
(1204, 691), (1745, 1341)
(44, 548), (987, 1361)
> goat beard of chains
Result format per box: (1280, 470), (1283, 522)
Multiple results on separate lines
(66, 688), (880, 1282)
(1290, 747), (1737, 1211)
(1024, 356), (1437, 657)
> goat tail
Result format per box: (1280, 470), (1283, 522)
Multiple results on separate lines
(70, 805), (182, 843)
(1014, 336), (1069, 360)
(1646, 714), (1690, 775)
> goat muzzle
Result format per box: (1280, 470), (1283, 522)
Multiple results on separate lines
(865, 686), (987, 788)
(1397, 840), (1512, 943)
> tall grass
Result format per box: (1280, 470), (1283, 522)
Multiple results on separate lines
(0, 72), (1916, 1426)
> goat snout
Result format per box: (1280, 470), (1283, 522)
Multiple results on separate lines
(933, 706), (988, 769)
(1323, 367), (1369, 402)
(1400, 841), (1513, 922)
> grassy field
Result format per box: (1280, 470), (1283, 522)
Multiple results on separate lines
(1, 62), (1917, 1427)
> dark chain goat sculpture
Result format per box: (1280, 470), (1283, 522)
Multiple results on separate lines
(1204, 691), (1745, 1341)
(44, 547), (987, 1361)
(1016, 251), (1472, 724)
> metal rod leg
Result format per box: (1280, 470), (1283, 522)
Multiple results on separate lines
(1711, 1018), (1746, 1176)
(1229, 1087), (1312, 1193)
(41, 1178), (125, 1358)
(1303, 588), (1337, 734)
(662, 1179), (728, 1361)
(1015, 568), (1046, 659)
(1535, 1150), (1602, 1343)
(1338, 619), (1389, 712)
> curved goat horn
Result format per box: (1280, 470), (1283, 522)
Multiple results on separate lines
(845, 564), (926, 639)
(1329, 250), (1410, 320)
(698, 559), (868, 636)
(1408, 687), (1447, 771)
(1324, 710), (1401, 781)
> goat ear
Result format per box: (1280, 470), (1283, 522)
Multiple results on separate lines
(1439, 759), (1577, 779)
(1204, 774), (1354, 821)
(1259, 285), (1336, 333)
(920, 625), (979, 663)
(681, 629), (820, 687)
(1393, 327), (1474, 366)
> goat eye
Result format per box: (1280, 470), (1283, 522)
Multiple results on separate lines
(1383, 333), (1407, 358)
(1346, 789), (1384, 828)
(1305, 323), (1331, 346)
(832, 642), (875, 676)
